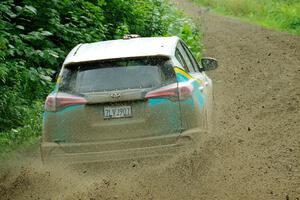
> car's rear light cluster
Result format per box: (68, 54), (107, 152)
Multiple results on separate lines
(45, 93), (87, 112)
(145, 82), (193, 101)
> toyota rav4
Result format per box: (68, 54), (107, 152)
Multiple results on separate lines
(41, 36), (218, 164)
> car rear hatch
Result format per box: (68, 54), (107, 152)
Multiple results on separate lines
(43, 56), (183, 150)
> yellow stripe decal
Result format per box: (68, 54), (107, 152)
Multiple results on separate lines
(56, 76), (62, 84)
(174, 67), (193, 79)
(174, 67), (204, 84)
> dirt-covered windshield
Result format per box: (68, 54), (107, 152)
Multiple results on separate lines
(59, 57), (175, 94)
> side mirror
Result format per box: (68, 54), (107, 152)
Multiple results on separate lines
(201, 57), (218, 71)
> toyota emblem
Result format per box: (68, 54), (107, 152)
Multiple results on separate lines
(110, 92), (121, 98)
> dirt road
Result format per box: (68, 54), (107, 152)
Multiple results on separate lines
(172, 0), (300, 199)
(1, 0), (300, 199)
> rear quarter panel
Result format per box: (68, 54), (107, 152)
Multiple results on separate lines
(171, 56), (208, 131)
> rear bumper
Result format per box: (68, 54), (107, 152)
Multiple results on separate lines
(40, 128), (205, 164)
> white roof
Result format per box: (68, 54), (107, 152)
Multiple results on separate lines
(63, 36), (180, 65)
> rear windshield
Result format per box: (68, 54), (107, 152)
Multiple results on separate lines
(59, 57), (175, 94)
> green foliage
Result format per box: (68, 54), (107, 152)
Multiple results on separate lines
(166, 12), (202, 59)
(0, 101), (43, 153)
(0, 0), (202, 152)
(193, 0), (300, 35)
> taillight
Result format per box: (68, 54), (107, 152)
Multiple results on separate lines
(45, 93), (87, 112)
(145, 83), (193, 101)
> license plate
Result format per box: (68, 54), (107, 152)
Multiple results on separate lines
(103, 106), (132, 119)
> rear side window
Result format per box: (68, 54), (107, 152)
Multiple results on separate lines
(176, 43), (195, 72)
(175, 49), (188, 72)
(59, 57), (175, 94)
(181, 42), (200, 72)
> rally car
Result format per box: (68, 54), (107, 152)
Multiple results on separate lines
(41, 35), (218, 163)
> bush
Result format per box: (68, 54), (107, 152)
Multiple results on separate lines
(0, 101), (43, 153)
(0, 0), (202, 152)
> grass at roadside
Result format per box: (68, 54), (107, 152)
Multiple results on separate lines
(192, 0), (300, 35)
